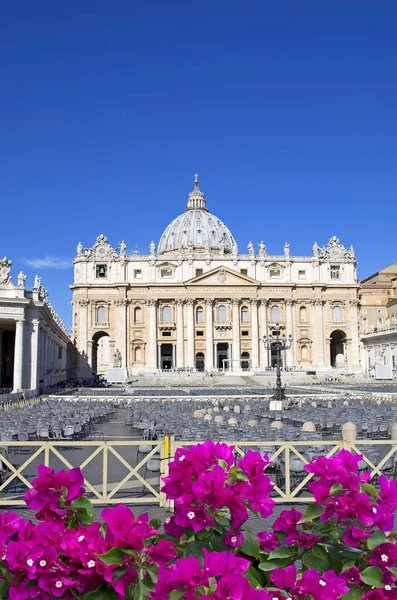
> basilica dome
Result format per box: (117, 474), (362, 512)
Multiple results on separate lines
(157, 177), (235, 255)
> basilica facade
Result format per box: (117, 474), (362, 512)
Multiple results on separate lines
(71, 178), (361, 378)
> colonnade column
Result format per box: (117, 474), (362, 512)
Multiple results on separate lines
(176, 300), (184, 367)
(186, 299), (195, 368)
(260, 300), (269, 369)
(285, 299), (295, 368)
(0, 330), (3, 384)
(13, 319), (25, 392)
(78, 299), (89, 355)
(147, 299), (158, 370)
(250, 299), (259, 370)
(313, 299), (325, 367)
(30, 319), (40, 391)
(232, 299), (240, 371)
(205, 299), (214, 370)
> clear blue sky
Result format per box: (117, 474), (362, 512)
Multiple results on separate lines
(1, 1), (396, 330)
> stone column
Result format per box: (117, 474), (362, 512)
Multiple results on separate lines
(87, 340), (94, 368)
(285, 299), (295, 368)
(232, 299), (241, 371)
(114, 299), (128, 369)
(349, 299), (360, 369)
(176, 300), (184, 368)
(250, 299), (259, 370)
(30, 319), (40, 391)
(313, 299), (325, 367)
(260, 300), (269, 368)
(78, 299), (89, 355)
(205, 299), (214, 370)
(186, 299), (195, 368)
(13, 319), (25, 392)
(147, 299), (158, 370)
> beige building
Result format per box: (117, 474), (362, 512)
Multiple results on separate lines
(0, 257), (72, 398)
(71, 177), (361, 378)
(359, 263), (397, 333)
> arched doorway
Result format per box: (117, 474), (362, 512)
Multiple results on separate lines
(196, 352), (205, 372)
(92, 332), (110, 376)
(330, 330), (346, 367)
(241, 352), (250, 371)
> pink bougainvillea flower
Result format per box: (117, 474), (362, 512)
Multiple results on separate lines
(272, 507), (303, 535)
(340, 566), (361, 585)
(224, 529), (244, 548)
(257, 531), (280, 552)
(270, 565), (296, 589)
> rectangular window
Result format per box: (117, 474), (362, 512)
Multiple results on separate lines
(96, 264), (107, 278)
(362, 317), (368, 326)
(134, 269), (142, 279)
(162, 331), (171, 337)
(377, 308), (383, 314)
(270, 269), (281, 278)
(195, 268), (203, 277)
(242, 330), (249, 336)
(58, 346), (62, 359)
(161, 268), (173, 278)
(196, 330), (204, 337)
(240, 269), (248, 276)
(298, 270), (306, 280)
(330, 265), (340, 280)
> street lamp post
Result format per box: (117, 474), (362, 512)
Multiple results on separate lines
(263, 322), (293, 403)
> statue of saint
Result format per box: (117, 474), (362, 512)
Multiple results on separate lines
(247, 241), (255, 257)
(231, 239), (238, 256)
(119, 240), (127, 256)
(284, 241), (290, 257)
(349, 244), (355, 257)
(0, 257), (12, 286)
(312, 242), (319, 257)
(149, 241), (156, 256)
(219, 237), (225, 254)
(17, 271), (27, 288)
(259, 241), (266, 257)
(113, 349), (122, 368)
(33, 275), (41, 291)
(76, 242), (83, 256)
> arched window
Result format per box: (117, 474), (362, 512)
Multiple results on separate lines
(134, 306), (142, 323)
(241, 307), (248, 322)
(271, 305), (280, 322)
(241, 352), (250, 370)
(96, 306), (106, 324)
(196, 307), (204, 323)
(332, 306), (342, 323)
(217, 305), (227, 323)
(299, 306), (307, 323)
(196, 352), (205, 371)
(162, 305), (172, 323)
(301, 345), (309, 361)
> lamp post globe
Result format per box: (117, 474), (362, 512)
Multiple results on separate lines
(262, 322), (293, 406)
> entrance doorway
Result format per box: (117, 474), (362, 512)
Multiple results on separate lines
(330, 330), (346, 367)
(160, 344), (173, 370)
(196, 352), (205, 372)
(92, 332), (110, 375)
(0, 330), (15, 388)
(216, 343), (229, 370)
(241, 352), (250, 371)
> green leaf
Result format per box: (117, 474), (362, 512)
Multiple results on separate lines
(342, 559), (357, 570)
(268, 547), (293, 560)
(215, 516), (230, 527)
(217, 459), (228, 470)
(146, 565), (158, 583)
(134, 581), (151, 600)
(209, 532), (226, 553)
(342, 585), (362, 600)
(258, 560), (288, 571)
(84, 584), (118, 600)
(312, 544), (328, 560)
(388, 567), (397, 577)
(298, 503), (325, 524)
(329, 483), (344, 495)
(361, 483), (379, 499)
(240, 528), (260, 559)
(302, 550), (328, 572)
(96, 547), (124, 565)
(0, 580), (9, 598)
(72, 496), (94, 517)
(360, 566), (384, 587)
(367, 530), (386, 550)
(183, 540), (204, 558)
(235, 470), (250, 481)
(149, 519), (162, 529)
(170, 591), (187, 600)
(247, 565), (266, 587)
(112, 567), (126, 582)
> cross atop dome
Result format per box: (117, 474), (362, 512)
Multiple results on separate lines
(187, 174), (207, 211)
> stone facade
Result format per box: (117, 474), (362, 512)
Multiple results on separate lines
(0, 258), (72, 393)
(71, 179), (361, 377)
(359, 263), (397, 333)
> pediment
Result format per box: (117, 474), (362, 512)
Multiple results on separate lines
(185, 267), (260, 286)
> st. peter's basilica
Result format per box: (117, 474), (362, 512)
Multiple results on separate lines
(71, 177), (360, 380)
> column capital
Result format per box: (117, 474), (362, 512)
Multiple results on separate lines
(113, 298), (128, 306)
(175, 299), (185, 306)
(204, 298), (214, 306)
(147, 298), (158, 307)
(249, 298), (259, 306)
(15, 318), (25, 325)
(260, 299), (269, 307)
(78, 299), (90, 307)
(231, 299), (241, 307)
(185, 298), (195, 307)
(285, 298), (295, 306)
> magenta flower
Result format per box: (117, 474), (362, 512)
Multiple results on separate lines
(362, 591), (387, 600)
(174, 505), (215, 532)
(257, 531), (279, 552)
(340, 566), (362, 585)
(370, 543), (397, 570)
(101, 505), (158, 549)
(224, 530), (244, 548)
(272, 507), (303, 535)
(270, 565), (296, 589)
(144, 539), (177, 566)
(343, 523), (370, 547)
